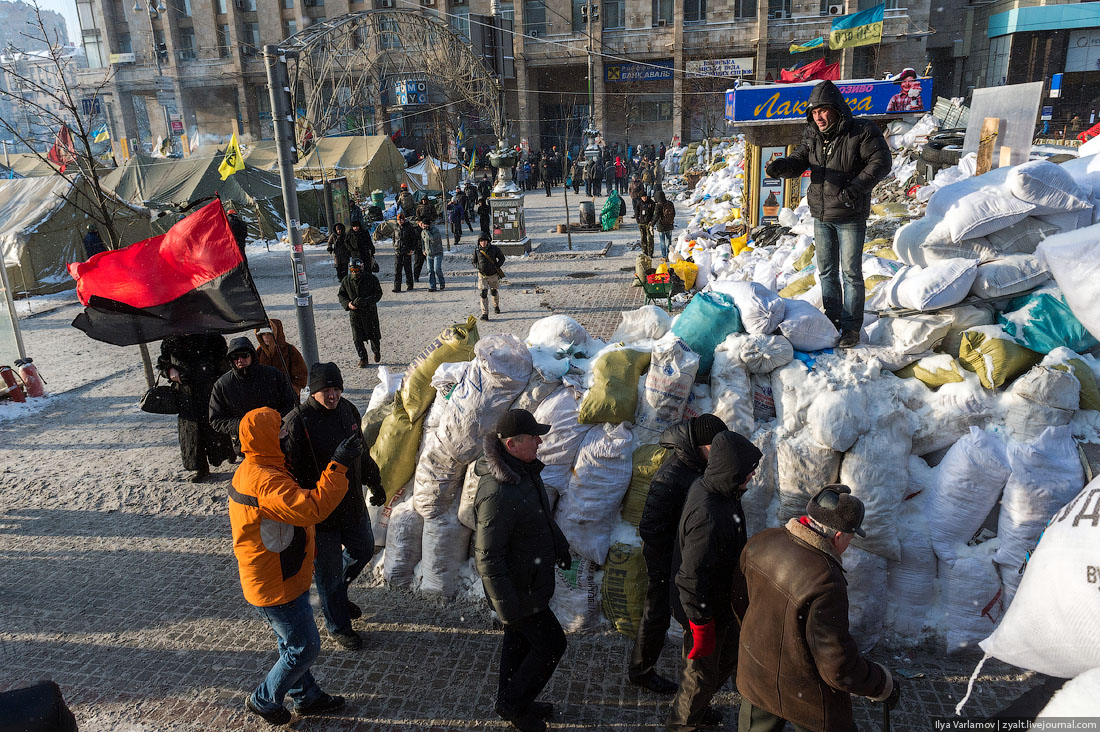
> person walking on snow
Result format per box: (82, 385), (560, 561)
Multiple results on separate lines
(395, 183), (415, 217)
(254, 319), (308, 393)
(654, 189), (676, 260)
(637, 190), (656, 258)
(477, 197), (492, 238)
(347, 221), (376, 272)
(764, 80), (891, 349)
(447, 195), (465, 245)
(473, 234), (506, 321)
(327, 223), (351, 282)
(392, 212), (418, 293)
(474, 410), (573, 732)
(209, 338), (298, 456)
(337, 259), (383, 367)
(420, 219), (446, 292)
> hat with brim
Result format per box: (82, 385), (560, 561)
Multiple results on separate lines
(497, 409), (551, 439)
(891, 68), (917, 83)
(807, 483), (867, 537)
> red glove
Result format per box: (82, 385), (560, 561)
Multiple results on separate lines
(687, 620), (716, 660)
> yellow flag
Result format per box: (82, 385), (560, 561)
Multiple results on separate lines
(828, 3), (884, 50)
(219, 132), (245, 181)
(93, 125), (110, 143)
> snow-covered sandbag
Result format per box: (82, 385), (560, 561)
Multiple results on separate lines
(771, 361), (812, 433)
(1011, 365), (1081, 412)
(970, 254), (1049, 299)
(1007, 159), (1092, 215)
(534, 385), (596, 496)
(743, 427), (776, 537)
(985, 216), (1058, 254)
(864, 313), (953, 355)
(980, 478), (1100, 676)
(681, 382), (713, 420)
(1001, 392), (1073, 445)
(411, 433), (468, 519)
(778, 298), (838, 351)
(527, 315), (591, 354)
(611, 305), (672, 343)
(733, 333), (794, 374)
(806, 388), (867, 453)
(367, 365), (402, 411)
(419, 501), (473, 598)
(929, 427), (1009, 566)
(710, 337), (753, 436)
(557, 423), (634, 564)
(940, 539), (1003, 652)
(893, 216), (939, 266)
(671, 291), (742, 371)
(926, 166), (1013, 219)
(885, 259), (978, 312)
(887, 464), (937, 637)
(710, 280), (785, 335)
(512, 346), (570, 413)
(999, 287), (1100, 355)
(941, 305), (996, 358)
(1038, 669), (1100, 718)
(383, 496), (424, 587)
(550, 555), (602, 632)
(943, 186), (1036, 243)
(634, 336), (700, 440)
(776, 428), (842, 523)
(958, 325), (1043, 389)
(995, 426), (1084, 604)
(842, 546), (888, 654)
(1037, 222), (1100, 342)
(457, 462), (480, 530)
(841, 410), (912, 562)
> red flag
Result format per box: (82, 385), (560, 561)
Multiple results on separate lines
(46, 125), (76, 173)
(779, 59), (841, 83)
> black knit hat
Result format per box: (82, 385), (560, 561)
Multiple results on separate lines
(807, 484), (867, 538)
(690, 414), (727, 447)
(309, 362), (343, 393)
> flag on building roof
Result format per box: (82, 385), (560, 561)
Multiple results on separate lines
(68, 199), (267, 346)
(829, 2), (884, 50)
(789, 36), (825, 54)
(218, 132), (245, 181)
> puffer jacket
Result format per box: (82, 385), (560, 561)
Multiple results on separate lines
(766, 80), (891, 223)
(737, 518), (893, 731)
(473, 436), (570, 623)
(254, 319), (308, 393)
(209, 338), (298, 450)
(228, 407), (348, 607)
(637, 422), (707, 561)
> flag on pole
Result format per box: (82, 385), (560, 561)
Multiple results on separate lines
(219, 132), (246, 181)
(468, 150), (477, 174)
(829, 3), (884, 50)
(46, 125), (76, 173)
(789, 36), (825, 54)
(93, 125), (110, 143)
(68, 199), (267, 346)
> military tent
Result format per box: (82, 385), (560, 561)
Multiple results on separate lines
(295, 135), (406, 195)
(242, 141), (280, 173)
(404, 156), (462, 194)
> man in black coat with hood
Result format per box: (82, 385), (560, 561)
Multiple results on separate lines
(765, 80), (891, 349)
(208, 337), (298, 454)
(667, 430), (762, 732)
(282, 362), (384, 650)
(631, 414), (727, 695)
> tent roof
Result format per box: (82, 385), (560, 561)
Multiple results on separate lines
(101, 152), (285, 209)
(295, 135), (407, 193)
(404, 156), (462, 193)
(4, 153), (58, 177)
(243, 141), (280, 172)
(0, 176), (75, 267)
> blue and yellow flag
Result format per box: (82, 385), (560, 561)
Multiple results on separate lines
(93, 124), (110, 143)
(218, 132), (245, 181)
(790, 36), (825, 54)
(468, 150), (477, 174)
(829, 3), (884, 50)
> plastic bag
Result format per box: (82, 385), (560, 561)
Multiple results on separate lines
(670, 291), (742, 371)
(611, 305), (673, 343)
(999, 289), (1099, 355)
(709, 280), (785, 335)
(710, 336), (754, 437)
(557, 423), (634, 564)
(1037, 222), (1100, 342)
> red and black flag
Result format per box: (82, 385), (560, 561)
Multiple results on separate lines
(68, 199), (267, 346)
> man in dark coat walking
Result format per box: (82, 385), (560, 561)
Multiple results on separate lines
(631, 414), (727, 695)
(668, 431), (762, 732)
(338, 259), (383, 367)
(347, 221), (376, 270)
(327, 223), (351, 282)
(736, 485), (899, 732)
(637, 191), (656, 257)
(282, 363), (385, 651)
(393, 213), (418, 292)
(765, 80), (891, 348)
(474, 410), (572, 732)
(209, 337), (298, 455)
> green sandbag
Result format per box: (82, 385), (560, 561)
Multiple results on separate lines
(579, 348), (651, 424)
(958, 328), (1043, 389)
(1053, 358), (1100, 411)
(620, 444), (670, 526)
(894, 356), (965, 388)
(601, 541), (649, 636)
(370, 392), (427, 501)
(400, 315), (479, 422)
(670, 291), (742, 372)
(361, 400), (395, 449)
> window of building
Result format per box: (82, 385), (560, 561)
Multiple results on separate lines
(303, 0), (323, 7)
(603, 0), (623, 28)
(239, 0), (257, 11)
(572, 0), (585, 32)
(652, 0), (672, 26)
(76, 0), (96, 31)
(858, 0), (895, 7)
(499, 0), (514, 22)
(684, 0), (705, 22)
(380, 17), (401, 48)
(178, 29), (196, 59)
(523, 0), (545, 35)
(82, 30), (106, 67)
(735, 0), (755, 18)
(768, 0), (791, 17)
(451, 6), (470, 39)
(285, 19), (297, 36)
(215, 0), (226, 13)
(986, 34), (1010, 86)
(177, 0), (192, 17)
(117, 33), (132, 52)
(243, 22), (261, 50)
(1066, 29), (1100, 73)
(283, 0), (294, 8)
(217, 24), (230, 55)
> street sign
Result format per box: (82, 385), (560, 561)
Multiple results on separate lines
(1050, 73), (1062, 98)
(1041, 106), (1053, 121)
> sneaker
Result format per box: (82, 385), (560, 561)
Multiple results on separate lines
(357, 358), (367, 369)
(293, 692), (346, 716)
(495, 703), (547, 732)
(348, 602), (362, 620)
(494, 306), (501, 314)
(480, 314), (489, 321)
(629, 671), (678, 695)
(837, 330), (860, 348)
(245, 695), (291, 725)
(331, 630), (362, 650)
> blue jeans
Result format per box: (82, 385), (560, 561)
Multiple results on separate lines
(314, 511), (375, 635)
(813, 219), (867, 332)
(251, 592), (323, 712)
(658, 230), (673, 259)
(426, 253), (445, 290)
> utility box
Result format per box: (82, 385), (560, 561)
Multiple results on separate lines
(490, 196), (530, 254)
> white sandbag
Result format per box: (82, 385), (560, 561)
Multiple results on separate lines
(922, 234), (998, 264)
(892, 216), (937, 266)
(534, 385), (596, 497)
(985, 216), (1059, 254)
(634, 336), (700, 437)
(970, 254), (1050, 299)
(411, 432), (469, 519)
(557, 423), (634, 564)
(383, 496), (424, 587)
(778, 298), (838, 352)
(711, 337), (753, 436)
(430, 360), (473, 395)
(940, 539), (1004, 652)
(864, 313), (953, 355)
(751, 374), (777, 423)
(841, 410), (912, 562)
(1011, 365), (1081, 412)
(841, 546), (888, 654)
(927, 166), (1013, 219)
(772, 361), (812, 433)
(737, 334), (794, 374)
(1038, 668), (1100, 718)
(981, 478), (1100, 676)
(367, 365), (403, 411)
(942, 186), (1037, 243)
(611, 305), (673, 343)
(512, 346), (570, 412)
(1001, 391), (1074, 444)
(419, 501), (473, 598)
(1036, 222), (1100, 342)
(908, 375), (992, 456)
(885, 259), (978, 312)
(941, 305), (995, 358)
(776, 428), (842, 523)
(743, 426), (777, 537)
(995, 426), (1085, 604)
(806, 388), (867, 453)
(887, 463), (937, 637)
(527, 315), (591, 354)
(1008, 159), (1092, 215)
(550, 555), (602, 633)
(929, 427), (1009, 566)
(369, 476), (415, 548)
(681, 382), (713, 420)
(1036, 206), (1094, 234)
(710, 280), (785, 334)
(457, 462), (480, 530)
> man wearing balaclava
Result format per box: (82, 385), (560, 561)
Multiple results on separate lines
(209, 336), (298, 455)
(764, 80), (891, 349)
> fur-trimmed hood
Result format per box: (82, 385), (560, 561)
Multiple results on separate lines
(475, 435), (544, 485)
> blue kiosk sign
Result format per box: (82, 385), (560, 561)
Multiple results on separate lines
(726, 78), (934, 123)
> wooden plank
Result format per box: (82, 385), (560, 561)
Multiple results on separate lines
(976, 117), (1000, 175)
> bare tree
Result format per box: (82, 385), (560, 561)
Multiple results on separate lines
(682, 71), (730, 166)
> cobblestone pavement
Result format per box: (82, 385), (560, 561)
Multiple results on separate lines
(0, 192), (1041, 730)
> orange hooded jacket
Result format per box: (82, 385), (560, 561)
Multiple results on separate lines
(229, 407), (348, 607)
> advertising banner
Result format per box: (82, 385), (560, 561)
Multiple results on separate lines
(605, 60), (674, 83)
(686, 58), (754, 77)
(759, 146), (786, 224)
(727, 77), (934, 122)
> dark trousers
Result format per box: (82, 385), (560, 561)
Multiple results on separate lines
(335, 253), (349, 282)
(544, 178), (552, 196)
(629, 545), (672, 681)
(413, 249), (425, 281)
(573, 177), (581, 194)
(640, 224), (655, 257)
(394, 251), (414, 290)
(452, 221), (463, 244)
(314, 514), (375, 635)
(480, 214), (492, 237)
(737, 700), (812, 732)
(667, 618), (739, 732)
(497, 608), (567, 714)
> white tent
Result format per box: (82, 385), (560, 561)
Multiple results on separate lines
(404, 157), (462, 193)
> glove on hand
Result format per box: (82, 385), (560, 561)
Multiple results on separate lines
(765, 161), (779, 179)
(369, 484), (387, 506)
(884, 678), (901, 711)
(331, 434), (364, 468)
(687, 620), (716, 660)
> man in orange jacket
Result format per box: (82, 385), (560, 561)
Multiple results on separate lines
(228, 407), (363, 725)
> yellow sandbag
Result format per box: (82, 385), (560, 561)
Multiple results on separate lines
(895, 356), (966, 388)
(872, 202), (911, 217)
(1053, 358), (1100, 411)
(671, 260), (698, 290)
(874, 248), (899, 261)
(601, 541), (650, 636)
(656, 261), (669, 275)
(779, 272), (816, 298)
(400, 316), (479, 422)
(620, 444), (670, 526)
(793, 244), (815, 272)
(579, 348), (652, 424)
(731, 233), (749, 255)
(863, 237), (890, 252)
(634, 252), (652, 287)
(958, 329), (1043, 389)
(370, 392), (427, 500)
(865, 274), (891, 293)
(361, 400), (395, 449)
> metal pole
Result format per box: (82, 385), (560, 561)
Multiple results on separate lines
(264, 44), (320, 368)
(0, 253), (27, 361)
(586, 2), (594, 129)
